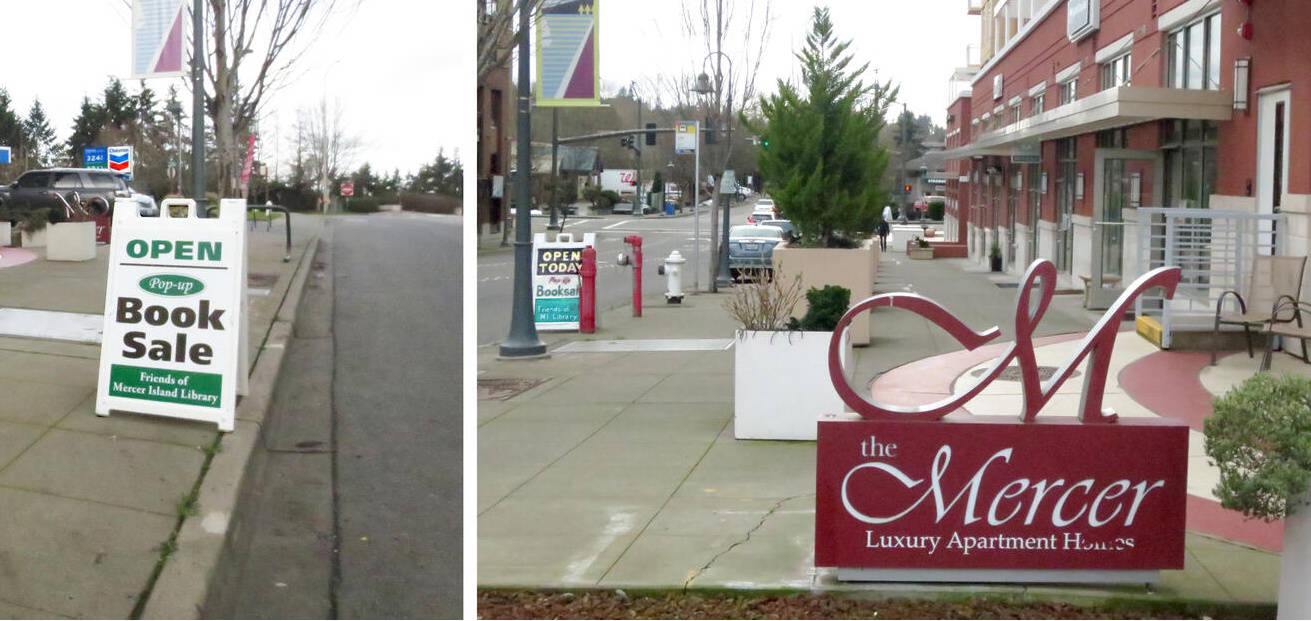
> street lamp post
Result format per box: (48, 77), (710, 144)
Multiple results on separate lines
(690, 52), (735, 291)
(500, 0), (546, 358)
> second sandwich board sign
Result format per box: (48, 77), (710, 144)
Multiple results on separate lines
(95, 198), (249, 432)
(532, 232), (595, 331)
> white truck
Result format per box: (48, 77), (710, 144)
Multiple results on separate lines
(599, 169), (638, 195)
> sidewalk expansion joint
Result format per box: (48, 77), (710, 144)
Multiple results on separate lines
(681, 493), (814, 591)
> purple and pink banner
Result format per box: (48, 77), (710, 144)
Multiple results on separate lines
(132, 0), (188, 79)
(535, 0), (600, 107)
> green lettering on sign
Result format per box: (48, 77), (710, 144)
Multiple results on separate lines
(139, 274), (204, 297)
(109, 364), (222, 408)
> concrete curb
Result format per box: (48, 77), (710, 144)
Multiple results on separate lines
(139, 233), (321, 619)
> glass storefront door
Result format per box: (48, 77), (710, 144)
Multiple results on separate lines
(1091, 148), (1162, 308)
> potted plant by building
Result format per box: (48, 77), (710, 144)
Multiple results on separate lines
(746, 7), (895, 345)
(907, 235), (933, 260)
(728, 273), (853, 441)
(989, 241), (1003, 272)
(1205, 373), (1311, 619)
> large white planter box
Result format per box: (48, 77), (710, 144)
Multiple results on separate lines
(0, 221), (11, 247)
(45, 222), (96, 261)
(733, 328), (854, 441)
(1280, 488), (1311, 619)
(20, 227), (46, 248)
(772, 241), (879, 345)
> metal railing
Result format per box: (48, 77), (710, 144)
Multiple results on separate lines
(206, 203), (293, 262)
(1134, 208), (1284, 348)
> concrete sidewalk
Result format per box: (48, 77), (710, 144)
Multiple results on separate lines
(0, 214), (323, 618)
(477, 243), (1279, 606)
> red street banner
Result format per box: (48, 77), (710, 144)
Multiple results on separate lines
(815, 417), (1188, 571)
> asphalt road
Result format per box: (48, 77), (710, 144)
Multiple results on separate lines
(206, 213), (462, 619)
(478, 199), (757, 346)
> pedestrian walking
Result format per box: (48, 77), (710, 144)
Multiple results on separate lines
(876, 218), (890, 252)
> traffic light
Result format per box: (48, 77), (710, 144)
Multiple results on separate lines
(904, 184), (912, 193)
(645, 122), (657, 146)
(762, 139), (770, 147)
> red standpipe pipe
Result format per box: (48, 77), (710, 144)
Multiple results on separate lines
(579, 245), (597, 333)
(625, 235), (643, 317)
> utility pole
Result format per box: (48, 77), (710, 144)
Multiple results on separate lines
(191, 0), (206, 210)
(899, 102), (909, 217)
(634, 92), (643, 218)
(499, 0), (546, 358)
(548, 108), (560, 230)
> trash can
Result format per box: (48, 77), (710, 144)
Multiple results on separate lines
(664, 202), (675, 216)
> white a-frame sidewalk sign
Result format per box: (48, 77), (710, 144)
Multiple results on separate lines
(96, 198), (249, 432)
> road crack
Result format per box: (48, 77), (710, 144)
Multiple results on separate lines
(682, 493), (813, 590)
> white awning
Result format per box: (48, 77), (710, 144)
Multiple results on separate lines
(938, 86), (1232, 159)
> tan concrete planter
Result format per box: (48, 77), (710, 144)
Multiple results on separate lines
(907, 247), (934, 260)
(45, 222), (97, 261)
(19, 227), (46, 248)
(772, 239), (880, 345)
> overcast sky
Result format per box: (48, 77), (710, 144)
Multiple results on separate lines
(0, 0), (466, 178)
(582, 0), (979, 126)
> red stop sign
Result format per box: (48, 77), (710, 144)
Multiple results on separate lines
(341, 181), (355, 197)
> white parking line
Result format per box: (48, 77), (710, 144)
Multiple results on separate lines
(602, 219), (633, 230)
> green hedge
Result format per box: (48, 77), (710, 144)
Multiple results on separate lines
(345, 197), (381, 213)
(927, 198), (946, 221)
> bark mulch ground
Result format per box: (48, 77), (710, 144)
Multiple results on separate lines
(477, 590), (1276, 620)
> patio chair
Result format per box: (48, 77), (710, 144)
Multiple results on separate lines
(1212, 255), (1308, 366)
(1260, 295), (1311, 371)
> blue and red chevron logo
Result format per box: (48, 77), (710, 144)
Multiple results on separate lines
(108, 149), (130, 172)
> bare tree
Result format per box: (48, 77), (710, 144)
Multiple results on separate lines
(199, 0), (347, 197)
(300, 97), (360, 210)
(477, 0), (545, 81)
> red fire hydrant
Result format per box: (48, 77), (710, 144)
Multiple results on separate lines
(624, 235), (643, 317)
(580, 245), (597, 333)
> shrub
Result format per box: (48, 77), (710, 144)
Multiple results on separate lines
(1205, 372), (1311, 521)
(927, 198), (945, 221)
(794, 285), (851, 332)
(725, 266), (805, 331)
(599, 190), (622, 211)
(400, 192), (460, 214)
(345, 197), (381, 213)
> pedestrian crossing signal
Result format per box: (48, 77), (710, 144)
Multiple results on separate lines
(904, 185), (911, 192)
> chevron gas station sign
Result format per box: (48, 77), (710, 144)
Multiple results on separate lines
(109, 146), (134, 180)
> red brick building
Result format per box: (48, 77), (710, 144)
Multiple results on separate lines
(942, 0), (1310, 301)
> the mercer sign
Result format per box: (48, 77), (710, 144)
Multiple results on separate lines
(816, 260), (1189, 579)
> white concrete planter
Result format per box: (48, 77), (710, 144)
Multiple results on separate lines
(45, 222), (96, 261)
(733, 328), (853, 441)
(1279, 488), (1311, 619)
(20, 227), (45, 248)
(0, 221), (11, 247)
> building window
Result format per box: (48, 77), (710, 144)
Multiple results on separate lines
(1010, 104), (1021, 125)
(1167, 13), (1221, 90)
(1100, 54), (1131, 90)
(1060, 79), (1077, 105)
(1096, 128), (1127, 149)
(1030, 93), (1044, 117)
(1161, 119), (1217, 209)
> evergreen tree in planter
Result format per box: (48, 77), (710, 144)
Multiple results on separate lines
(1205, 373), (1311, 618)
(746, 8), (896, 248)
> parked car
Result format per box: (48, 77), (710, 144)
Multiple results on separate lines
(746, 206), (777, 224)
(760, 219), (799, 242)
(734, 185), (754, 200)
(756, 197), (776, 211)
(0, 168), (157, 218)
(727, 224), (786, 281)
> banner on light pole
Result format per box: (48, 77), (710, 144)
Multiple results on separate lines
(132, 0), (188, 78)
(535, 0), (600, 107)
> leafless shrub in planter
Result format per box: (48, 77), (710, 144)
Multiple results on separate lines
(724, 265), (804, 332)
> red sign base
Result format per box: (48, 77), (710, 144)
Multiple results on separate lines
(816, 415), (1188, 579)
